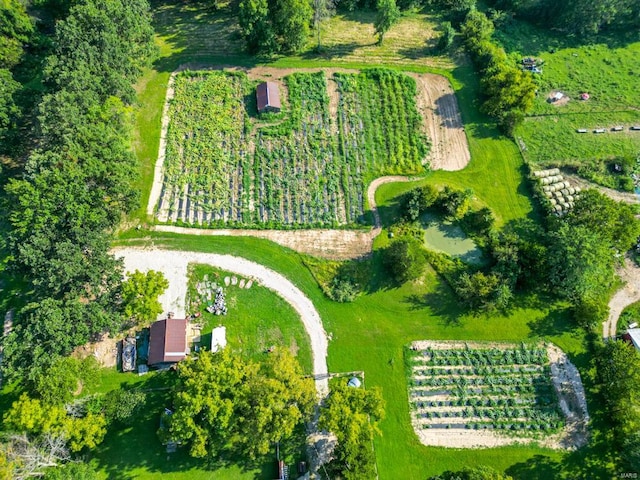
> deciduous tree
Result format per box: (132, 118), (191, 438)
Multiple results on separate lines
(319, 381), (384, 480)
(166, 349), (314, 461)
(382, 237), (427, 283)
(121, 270), (169, 326)
(374, 0), (400, 44)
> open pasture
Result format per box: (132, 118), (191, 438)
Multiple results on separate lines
(517, 111), (640, 166)
(407, 341), (587, 449)
(154, 68), (429, 228)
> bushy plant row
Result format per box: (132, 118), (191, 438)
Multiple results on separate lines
(334, 69), (429, 177)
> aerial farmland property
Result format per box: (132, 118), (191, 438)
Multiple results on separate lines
(1, 1), (639, 479)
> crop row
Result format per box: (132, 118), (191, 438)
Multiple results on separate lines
(412, 365), (544, 376)
(413, 346), (548, 367)
(411, 373), (548, 388)
(420, 421), (563, 432)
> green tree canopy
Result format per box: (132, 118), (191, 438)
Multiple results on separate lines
(43, 462), (100, 480)
(430, 465), (513, 479)
(121, 270), (169, 326)
(319, 381), (385, 480)
(382, 236), (427, 283)
(239, 0), (313, 54)
(374, 0), (400, 44)
(563, 189), (640, 254)
(547, 224), (615, 302)
(44, 0), (156, 104)
(166, 349), (315, 461)
(30, 356), (98, 406)
(3, 394), (107, 452)
(0, 0), (33, 69)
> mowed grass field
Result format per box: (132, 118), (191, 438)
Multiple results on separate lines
(111, 233), (614, 479)
(495, 17), (640, 175)
(186, 264), (313, 372)
(518, 111), (640, 165)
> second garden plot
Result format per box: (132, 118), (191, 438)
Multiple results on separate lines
(155, 69), (429, 228)
(407, 341), (589, 449)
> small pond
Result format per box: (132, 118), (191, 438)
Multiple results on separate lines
(420, 212), (486, 266)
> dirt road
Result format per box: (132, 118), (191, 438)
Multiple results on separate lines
(604, 257), (640, 338)
(563, 174), (639, 205)
(113, 247), (329, 396)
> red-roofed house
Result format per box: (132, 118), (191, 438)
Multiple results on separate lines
(256, 82), (281, 114)
(148, 318), (189, 366)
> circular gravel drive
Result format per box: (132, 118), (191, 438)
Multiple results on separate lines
(113, 247), (329, 396)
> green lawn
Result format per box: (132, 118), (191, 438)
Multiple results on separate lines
(186, 264), (312, 372)
(491, 14), (640, 191)
(110, 232), (614, 479)
(517, 111), (640, 165)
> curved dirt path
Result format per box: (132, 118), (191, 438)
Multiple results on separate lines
(563, 174), (639, 205)
(367, 175), (417, 229)
(113, 247), (329, 396)
(604, 257), (640, 339)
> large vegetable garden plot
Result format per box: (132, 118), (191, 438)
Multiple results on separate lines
(406, 341), (588, 449)
(155, 69), (431, 228)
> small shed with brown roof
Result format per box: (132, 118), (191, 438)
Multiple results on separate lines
(148, 318), (189, 366)
(256, 81), (281, 114)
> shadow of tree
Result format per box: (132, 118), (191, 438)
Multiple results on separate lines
(403, 280), (462, 326)
(299, 42), (366, 61)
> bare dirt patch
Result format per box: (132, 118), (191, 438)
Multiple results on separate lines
(153, 225), (375, 260)
(548, 91), (570, 106)
(410, 73), (470, 171)
(563, 173), (639, 205)
(73, 333), (119, 368)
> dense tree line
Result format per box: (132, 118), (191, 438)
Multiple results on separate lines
(486, 0), (640, 36)
(596, 340), (640, 471)
(1, 0), (156, 382)
(319, 381), (385, 480)
(163, 349), (315, 462)
(460, 9), (535, 134)
(0, 0), (33, 144)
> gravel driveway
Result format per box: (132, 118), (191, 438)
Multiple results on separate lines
(113, 247), (329, 395)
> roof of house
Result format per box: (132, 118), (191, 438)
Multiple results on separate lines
(256, 82), (281, 111)
(148, 318), (188, 365)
